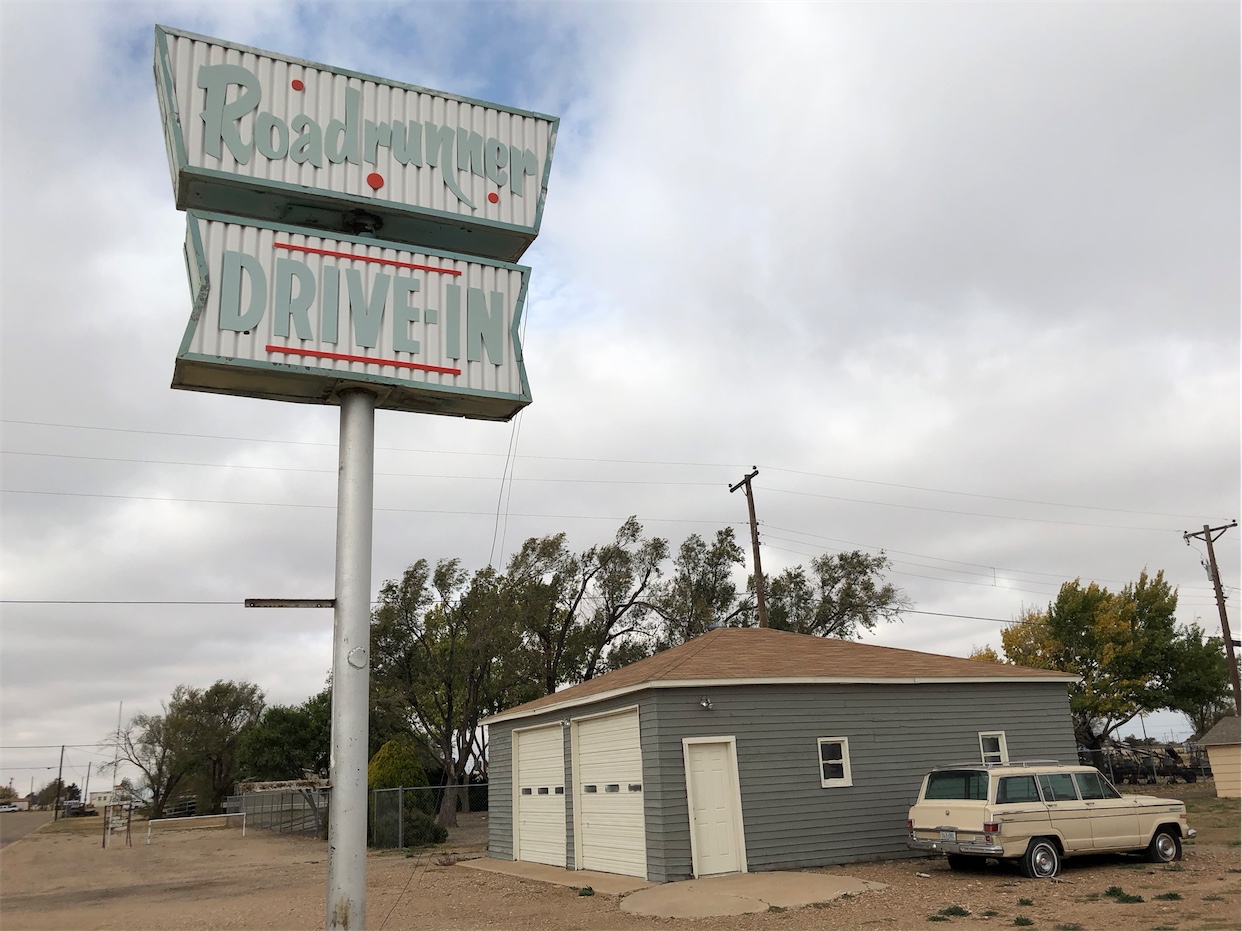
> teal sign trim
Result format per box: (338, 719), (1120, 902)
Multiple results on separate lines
(175, 210), (532, 421)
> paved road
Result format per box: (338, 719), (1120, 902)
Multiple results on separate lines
(0, 811), (53, 847)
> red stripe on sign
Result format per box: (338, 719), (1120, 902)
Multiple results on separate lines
(274, 242), (462, 276)
(266, 345), (462, 375)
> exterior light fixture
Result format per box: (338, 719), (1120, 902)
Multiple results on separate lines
(699, 697), (713, 710)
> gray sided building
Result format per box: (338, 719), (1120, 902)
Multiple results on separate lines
(482, 627), (1078, 883)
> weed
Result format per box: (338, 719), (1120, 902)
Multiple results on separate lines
(1153, 892), (1182, 901)
(767, 905), (787, 913)
(980, 909), (1000, 918)
(1104, 886), (1124, 898)
(927, 916), (950, 923)
(1053, 925), (1083, 931)
(1014, 918), (1034, 927)
(577, 886), (594, 897)
(1104, 887), (1143, 903)
(1203, 894), (1224, 901)
(1018, 897), (1034, 906)
(939, 905), (971, 917)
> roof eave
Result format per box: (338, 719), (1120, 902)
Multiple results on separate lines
(482, 673), (1082, 726)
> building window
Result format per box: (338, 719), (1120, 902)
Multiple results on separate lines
(817, 737), (853, 787)
(979, 731), (1008, 764)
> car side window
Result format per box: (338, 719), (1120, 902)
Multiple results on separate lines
(1037, 773), (1079, 801)
(996, 775), (1040, 804)
(1074, 770), (1121, 800)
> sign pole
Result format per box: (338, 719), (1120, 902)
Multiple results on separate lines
(327, 388), (376, 931)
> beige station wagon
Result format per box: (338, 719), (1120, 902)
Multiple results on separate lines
(906, 761), (1195, 878)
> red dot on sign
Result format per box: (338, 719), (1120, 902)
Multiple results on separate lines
(291, 79), (305, 91)
(367, 173), (385, 190)
(488, 192), (499, 204)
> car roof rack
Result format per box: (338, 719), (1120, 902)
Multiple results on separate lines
(930, 760), (1062, 771)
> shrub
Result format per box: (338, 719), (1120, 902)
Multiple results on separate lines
(1014, 918), (1034, 927)
(939, 905), (971, 917)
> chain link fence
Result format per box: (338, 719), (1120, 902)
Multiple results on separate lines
(227, 788), (329, 838)
(370, 783), (488, 849)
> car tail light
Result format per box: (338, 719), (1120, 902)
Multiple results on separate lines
(983, 822), (1000, 834)
(906, 820), (914, 831)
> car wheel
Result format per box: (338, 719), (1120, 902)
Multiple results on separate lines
(1020, 838), (1060, 878)
(946, 854), (979, 872)
(1144, 828), (1182, 863)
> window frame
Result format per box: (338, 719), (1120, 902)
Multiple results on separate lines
(979, 731), (1009, 765)
(816, 736), (853, 788)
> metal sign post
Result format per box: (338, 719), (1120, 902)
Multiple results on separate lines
(327, 388), (376, 930)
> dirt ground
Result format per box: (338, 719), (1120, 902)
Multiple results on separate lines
(1, 784), (1237, 931)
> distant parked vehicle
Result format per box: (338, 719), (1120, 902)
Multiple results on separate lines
(0, 804), (18, 813)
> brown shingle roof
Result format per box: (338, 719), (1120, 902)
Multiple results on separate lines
(485, 626), (1077, 723)
(1199, 715), (1240, 746)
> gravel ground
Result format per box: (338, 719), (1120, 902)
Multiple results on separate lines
(1, 791), (1237, 931)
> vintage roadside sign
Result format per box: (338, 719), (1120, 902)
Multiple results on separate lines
(175, 211), (532, 420)
(154, 25), (557, 262)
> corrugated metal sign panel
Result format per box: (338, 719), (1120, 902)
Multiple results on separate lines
(174, 211), (531, 420)
(154, 25), (557, 263)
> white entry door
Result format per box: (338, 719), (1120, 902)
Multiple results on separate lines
(575, 709), (647, 878)
(514, 725), (566, 867)
(684, 738), (745, 876)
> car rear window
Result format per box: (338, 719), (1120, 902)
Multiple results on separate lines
(996, 775), (1041, 803)
(925, 770), (989, 800)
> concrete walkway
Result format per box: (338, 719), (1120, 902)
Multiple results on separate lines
(457, 857), (887, 918)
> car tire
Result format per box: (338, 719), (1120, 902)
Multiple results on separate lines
(1144, 828), (1182, 863)
(1020, 838), (1060, 878)
(946, 854), (979, 872)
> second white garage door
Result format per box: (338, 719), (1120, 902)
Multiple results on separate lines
(575, 709), (647, 878)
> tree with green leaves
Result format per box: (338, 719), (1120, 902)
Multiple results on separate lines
(371, 560), (525, 826)
(237, 688), (332, 781)
(999, 571), (1231, 750)
(766, 550), (909, 638)
(650, 527), (748, 648)
(176, 680), (265, 814)
(505, 518), (669, 693)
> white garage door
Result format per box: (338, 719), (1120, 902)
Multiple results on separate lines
(576, 710), (647, 878)
(514, 725), (566, 867)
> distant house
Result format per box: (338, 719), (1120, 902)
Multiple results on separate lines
(483, 627), (1078, 882)
(1200, 716), (1240, 798)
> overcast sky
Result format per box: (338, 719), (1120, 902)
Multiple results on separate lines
(2, 1), (1238, 794)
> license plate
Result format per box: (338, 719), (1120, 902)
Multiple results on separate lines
(939, 830), (957, 842)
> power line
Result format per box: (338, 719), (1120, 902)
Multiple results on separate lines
(4, 418), (1225, 522)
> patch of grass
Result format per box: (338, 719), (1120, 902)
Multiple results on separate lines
(1052, 924), (1083, 931)
(1227, 867), (1242, 874)
(767, 905), (787, 913)
(980, 909), (1000, 918)
(1104, 886), (1144, 904)
(1153, 892), (1182, 901)
(1018, 897), (1035, 906)
(1151, 926), (1176, 931)
(939, 905), (971, 917)
(1014, 918), (1034, 928)
(1104, 886), (1125, 898)
(927, 916), (950, 923)
(577, 886), (594, 897)
(1229, 839), (1241, 847)
(1203, 894), (1224, 901)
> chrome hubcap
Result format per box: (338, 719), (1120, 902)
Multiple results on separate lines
(1156, 835), (1175, 860)
(1034, 846), (1056, 875)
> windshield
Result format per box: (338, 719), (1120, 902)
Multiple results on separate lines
(924, 770), (989, 800)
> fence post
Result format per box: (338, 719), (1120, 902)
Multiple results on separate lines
(398, 787), (403, 850)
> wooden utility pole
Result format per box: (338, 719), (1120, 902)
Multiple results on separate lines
(1184, 520), (1240, 716)
(730, 467), (768, 628)
(52, 745), (64, 821)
